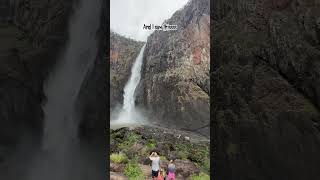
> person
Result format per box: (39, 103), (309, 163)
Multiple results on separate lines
(167, 159), (176, 180)
(157, 168), (166, 180)
(149, 151), (160, 179)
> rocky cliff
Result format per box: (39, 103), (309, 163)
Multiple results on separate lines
(77, 0), (108, 140)
(213, 0), (320, 179)
(139, 0), (210, 136)
(110, 32), (144, 109)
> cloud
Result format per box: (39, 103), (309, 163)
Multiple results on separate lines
(111, 0), (189, 41)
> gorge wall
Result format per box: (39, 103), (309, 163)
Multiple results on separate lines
(138, 0), (210, 136)
(213, 0), (320, 179)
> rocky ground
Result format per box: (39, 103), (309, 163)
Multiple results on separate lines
(110, 126), (210, 180)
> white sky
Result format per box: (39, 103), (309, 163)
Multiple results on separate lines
(110, 0), (189, 42)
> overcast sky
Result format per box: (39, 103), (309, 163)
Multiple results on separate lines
(111, 0), (189, 42)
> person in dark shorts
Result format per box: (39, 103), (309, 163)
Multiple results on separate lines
(149, 151), (160, 179)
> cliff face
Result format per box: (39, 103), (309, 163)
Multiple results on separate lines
(12, 0), (73, 47)
(139, 0), (210, 136)
(110, 32), (144, 109)
(213, 0), (320, 179)
(77, 0), (108, 140)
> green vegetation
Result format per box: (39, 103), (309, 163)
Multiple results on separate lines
(177, 151), (188, 160)
(202, 158), (210, 173)
(145, 139), (156, 149)
(110, 128), (210, 178)
(124, 161), (144, 180)
(188, 144), (209, 163)
(175, 143), (210, 172)
(118, 133), (141, 152)
(176, 143), (191, 160)
(110, 153), (128, 164)
(190, 172), (210, 180)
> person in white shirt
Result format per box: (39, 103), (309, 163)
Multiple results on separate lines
(149, 151), (160, 179)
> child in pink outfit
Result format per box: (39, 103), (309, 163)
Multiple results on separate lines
(167, 160), (176, 180)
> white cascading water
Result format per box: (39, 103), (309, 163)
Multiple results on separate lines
(42, 0), (101, 152)
(26, 0), (102, 179)
(111, 44), (146, 128)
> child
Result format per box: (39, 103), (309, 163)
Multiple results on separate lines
(167, 159), (176, 180)
(157, 168), (166, 180)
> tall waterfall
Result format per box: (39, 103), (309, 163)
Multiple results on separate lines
(42, 0), (101, 152)
(26, 0), (102, 179)
(111, 44), (146, 128)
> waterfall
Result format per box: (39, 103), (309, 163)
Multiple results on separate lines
(123, 44), (146, 113)
(42, 0), (101, 152)
(26, 0), (102, 179)
(111, 44), (146, 128)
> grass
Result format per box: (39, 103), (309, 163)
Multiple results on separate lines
(190, 172), (210, 180)
(124, 161), (144, 180)
(110, 153), (128, 164)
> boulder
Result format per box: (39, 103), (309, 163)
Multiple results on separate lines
(110, 163), (126, 172)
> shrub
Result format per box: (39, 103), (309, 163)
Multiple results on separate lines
(146, 139), (156, 150)
(202, 158), (210, 174)
(188, 144), (210, 171)
(118, 133), (141, 152)
(110, 153), (128, 164)
(176, 143), (190, 160)
(146, 142), (156, 149)
(190, 172), (210, 180)
(177, 151), (188, 160)
(124, 162), (144, 180)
